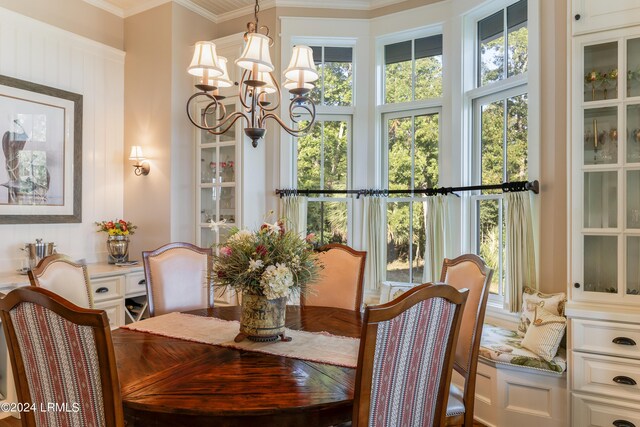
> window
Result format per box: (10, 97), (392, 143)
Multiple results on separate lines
(384, 34), (443, 103)
(385, 110), (440, 283)
(478, 0), (528, 86)
(310, 46), (353, 106)
(296, 116), (351, 245)
(470, 0), (529, 304)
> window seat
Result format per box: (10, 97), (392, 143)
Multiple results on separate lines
(479, 324), (567, 374)
(452, 323), (568, 427)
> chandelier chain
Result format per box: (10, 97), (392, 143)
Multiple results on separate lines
(254, 0), (260, 28)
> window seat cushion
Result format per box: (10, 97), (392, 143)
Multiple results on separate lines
(479, 324), (567, 374)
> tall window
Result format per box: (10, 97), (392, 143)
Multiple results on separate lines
(295, 44), (354, 245)
(470, 0), (528, 303)
(382, 32), (442, 285)
(297, 117), (351, 245)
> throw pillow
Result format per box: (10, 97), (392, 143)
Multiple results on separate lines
(517, 287), (567, 337)
(521, 306), (567, 362)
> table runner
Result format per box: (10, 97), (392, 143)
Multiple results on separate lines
(121, 312), (360, 368)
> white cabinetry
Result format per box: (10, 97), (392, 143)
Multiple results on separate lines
(568, 5), (640, 425)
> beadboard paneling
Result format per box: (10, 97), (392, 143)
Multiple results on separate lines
(0, 6), (125, 271)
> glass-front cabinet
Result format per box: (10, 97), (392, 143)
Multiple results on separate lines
(196, 99), (239, 249)
(572, 28), (640, 302)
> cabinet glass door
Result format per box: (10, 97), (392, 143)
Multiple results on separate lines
(584, 171), (618, 228)
(584, 42), (618, 102)
(627, 170), (640, 229)
(627, 38), (640, 98)
(584, 107), (618, 165)
(628, 236), (640, 295)
(628, 104), (640, 163)
(584, 235), (618, 294)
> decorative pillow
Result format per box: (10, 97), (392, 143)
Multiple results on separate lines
(521, 306), (567, 362)
(517, 287), (566, 337)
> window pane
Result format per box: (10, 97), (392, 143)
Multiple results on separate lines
(387, 201), (411, 283)
(477, 198), (501, 294)
(415, 35), (443, 99)
(297, 120), (321, 189)
(388, 117), (412, 189)
(323, 121), (348, 191)
(507, 0), (528, 78)
(310, 46), (323, 105)
(506, 94), (528, 181)
(385, 61), (412, 104)
(414, 113), (439, 188)
(481, 100), (505, 191)
(412, 201), (425, 284)
(307, 201), (348, 246)
(479, 11), (505, 86)
(324, 47), (353, 106)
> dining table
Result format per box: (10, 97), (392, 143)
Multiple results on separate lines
(111, 305), (363, 427)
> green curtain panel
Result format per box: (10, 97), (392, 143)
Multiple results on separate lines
(280, 196), (308, 236)
(505, 191), (537, 313)
(363, 197), (385, 290)
(422, 195), (451, 283)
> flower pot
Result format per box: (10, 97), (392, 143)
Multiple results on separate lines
(107, 235), (129, 264)
(237, 294), (289, 342)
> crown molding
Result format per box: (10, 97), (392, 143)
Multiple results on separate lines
(83, 0), (125, 17)
(83, 0), (411, 22)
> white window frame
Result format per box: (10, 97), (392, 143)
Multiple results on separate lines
(382, 107), (442, 285)
(463, 0), (539, 313)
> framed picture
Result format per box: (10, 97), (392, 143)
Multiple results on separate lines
(0, 75), (82, 223)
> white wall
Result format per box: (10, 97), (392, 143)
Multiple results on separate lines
(0, 6), (125, 271)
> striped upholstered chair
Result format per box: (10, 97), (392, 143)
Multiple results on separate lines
(353, 283), (468, 427)
(0, 286), (124, 427)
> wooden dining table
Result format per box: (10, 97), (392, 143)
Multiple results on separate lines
(111, 305), (363, 427)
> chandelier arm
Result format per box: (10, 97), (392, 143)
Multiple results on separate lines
(201, 100), (227, 126)
(261, 112), (315, 136)
(238, 70), (253, 111)
(289, 99), (316, 125)
(202, 111), (248, 135)
(186, 92), (218, 130)
(257, 72), (281, 112)
(187, 92), (244, 133)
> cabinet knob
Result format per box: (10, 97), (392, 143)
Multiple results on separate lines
(613, 337), (637, 346)
(613, 421), (635, 427)
(138, 279), (146, 285)
(613, 376), (637, 386)
(574, 282), (581, 288)
(574, 14), (581, 20)
(95, 287), (109, 294)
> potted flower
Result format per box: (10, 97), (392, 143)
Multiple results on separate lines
(96, 219), (137, 263)
(212, 217), (321, 342)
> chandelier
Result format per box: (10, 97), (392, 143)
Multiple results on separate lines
(186, 0), (318, 147)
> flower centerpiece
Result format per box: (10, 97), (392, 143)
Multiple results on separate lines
(211, 217), (321, 342)
(96, 219), (137, 263)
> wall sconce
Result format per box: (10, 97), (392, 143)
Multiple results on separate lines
(129, 146), (150, 176)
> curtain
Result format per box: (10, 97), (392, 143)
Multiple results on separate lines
(363, 197), (385, 291)
(505, 191), (537, 313)
(422, 195), (451, 283)
(280, 196), (308, 236)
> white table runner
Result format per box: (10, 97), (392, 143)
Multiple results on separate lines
(121, 312), (360, 368)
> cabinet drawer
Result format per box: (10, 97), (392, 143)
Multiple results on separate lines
(573, 352), (640, 402)
(91, 276), (124, 303)
(125, 272), (146, 297)
(94, 298), (124, 330)
(572, 319), (640, 360)
(573, 393), (640, 427)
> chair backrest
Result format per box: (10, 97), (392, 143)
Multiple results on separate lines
(0, 286), (124, 427)
(301, 243), (366, 311)
(353, 283), (468, 427)
(440, 254), (493, 424)
(28, 254), (93, 308)
(143, 242), (213, 316)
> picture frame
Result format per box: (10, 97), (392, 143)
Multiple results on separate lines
(0, 75), (82, 223)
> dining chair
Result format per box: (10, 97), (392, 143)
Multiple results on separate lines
(301, 243), (366, 311)
(440, 254), (494, 427)
(28, 253), (93, 308)
(0, 286), (124, 427)
(353, 283), (468, 427)
(143, 242), (213, 316)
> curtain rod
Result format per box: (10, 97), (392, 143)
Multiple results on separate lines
(276, 180), (539, 198)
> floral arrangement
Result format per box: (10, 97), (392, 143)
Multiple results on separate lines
(211, 217), (321, 300)
(95, 219), (137, 236)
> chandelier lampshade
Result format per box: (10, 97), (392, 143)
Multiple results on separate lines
(188, 41), (223, 78)
(283, 45), (319, 83)
(209, 56), (234, 88)
(186, 0), (316, 148)
(236, 33), (274, 73)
